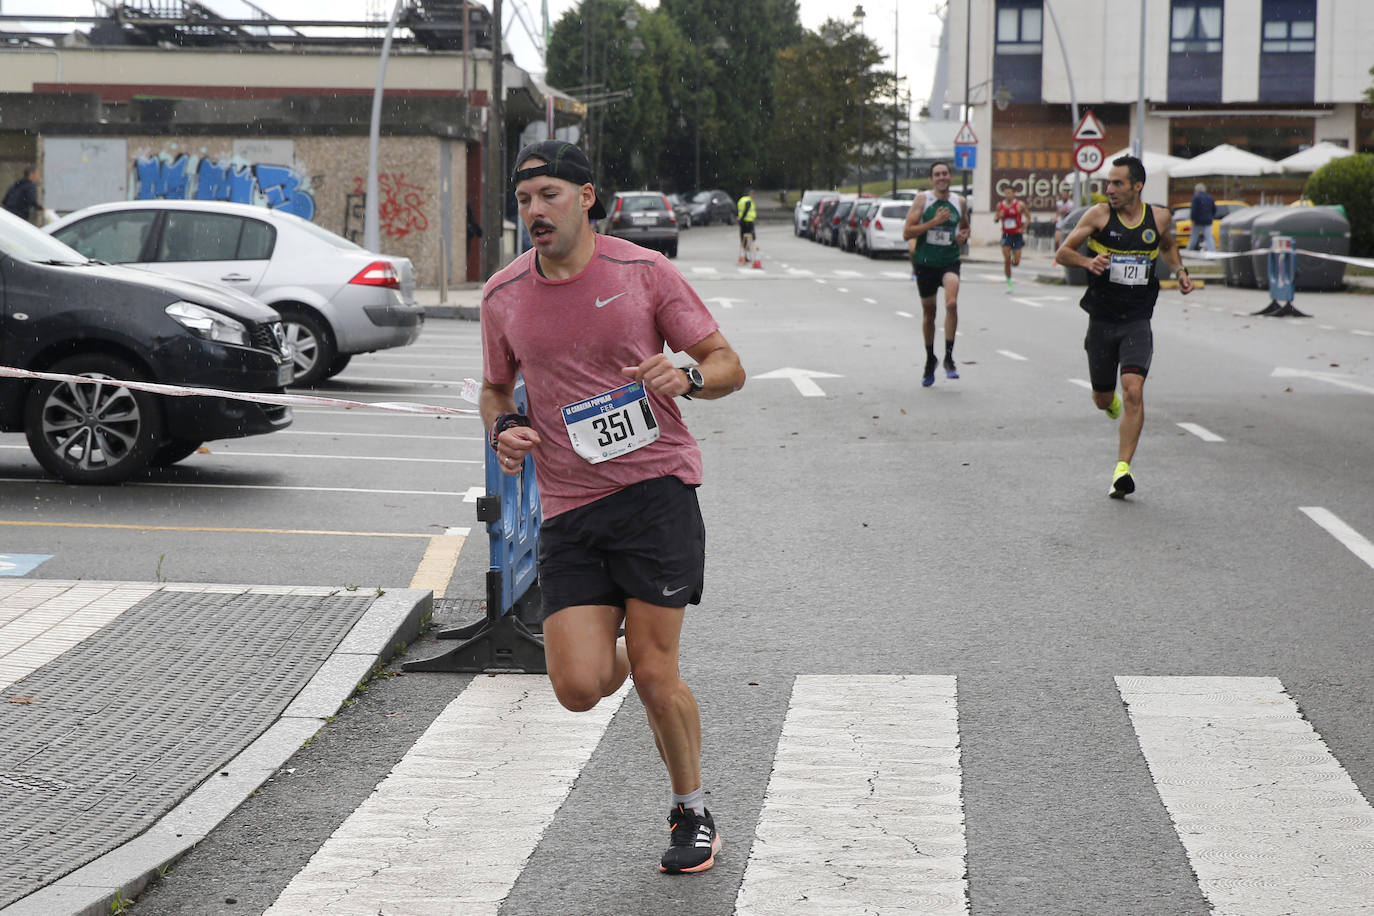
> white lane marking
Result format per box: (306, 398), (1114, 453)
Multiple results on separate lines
(834, 269), (863, 278)
(692, 266), (720, 276)
(788, 268), (816, 277)
(753, 367), (843, 398)
(703, 296), (743, 309)
(265, 677), (629, 916)
(1176, 422), (1224, 442)
(1012, 297), (1045, 308)
(1352, 329), (1374, 337)
(1118, 676), (1374, 915)
(1318, 324), (1337, 330)
(837, 287), (850, 293)
(863, 298), (878, 304)
(977, 273), (1003, 282)
(814, 278), (828, 285)
(882, 270), (910, 279)
(320, 390), (476, 401)
(1068, 378), (1094, 390)
(328, 376), (472, 387)
(1300, 507), (1374, 570)
(282, 430), (482, 442)
(200, 450), (480, 465)
(1271, 367), (1374, 396)
(735, 675), (966, 916)
(346, 361), (480, 371)
(896, 310), (914, 318)
(997, 349), (1028, 361)
(0, 479), (472, 497)
(463, 486), (484, 503)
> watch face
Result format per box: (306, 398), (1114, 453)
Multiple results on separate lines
(687, 367), (704, 390)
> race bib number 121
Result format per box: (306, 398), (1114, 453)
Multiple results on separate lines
(561, 382), (660, 464)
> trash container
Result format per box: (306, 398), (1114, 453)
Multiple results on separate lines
(1058, 206), (1093, 286)
(1220, 207), (1279, 288)
(1249, 207), (1350, 291)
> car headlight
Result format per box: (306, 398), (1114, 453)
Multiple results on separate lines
(166, 301), (250, 346)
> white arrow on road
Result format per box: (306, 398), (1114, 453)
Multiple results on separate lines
(703, 297), (744, 309)
(754, 367), (843, 397)
(1272, 367), (1374, 395)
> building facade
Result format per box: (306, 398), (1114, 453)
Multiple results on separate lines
(0, 17), (582, 285)
(940, 0), (1374, 218)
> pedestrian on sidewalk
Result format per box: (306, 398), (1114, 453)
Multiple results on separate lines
(1055, 154), (1193, 499)
(1188, 182), (1217, 252)
(904, 161), (970, 387)
(480, 139), (746, 875)
(997, 185), (1029, 291)
(2, 165), (41, 223)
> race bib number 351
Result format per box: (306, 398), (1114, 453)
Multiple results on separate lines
(562, 382), (660, 464)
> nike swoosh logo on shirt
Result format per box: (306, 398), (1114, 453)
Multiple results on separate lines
(595, 291), (628, 308)
(662, 585), (690, 597)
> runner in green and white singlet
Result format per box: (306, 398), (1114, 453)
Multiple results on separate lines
(904, 161), (970, 387)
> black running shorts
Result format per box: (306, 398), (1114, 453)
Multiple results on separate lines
(1084, 318), (1153, 392)
(915, 262), (960, 299)
(537, 476), (705, 618)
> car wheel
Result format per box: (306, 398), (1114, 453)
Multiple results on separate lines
(323, 353), (353, 380)
(23, 355), (164, 485)
(280, 308), (337, 387)
(149, 439), (204, 467)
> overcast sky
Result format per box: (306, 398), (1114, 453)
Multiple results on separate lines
(3, 0), (946, 109)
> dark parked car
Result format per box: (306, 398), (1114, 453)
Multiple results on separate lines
(825, 196), (858, 247)
(808, 196), (839, 241)
(666, 194), (693, 229)
(684, 189), (735, 226)
(601, 191), (679, 258)
(0, 208), (293, 484)
(842, 200), (877, 252)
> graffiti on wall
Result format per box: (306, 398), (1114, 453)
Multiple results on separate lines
(133, 151), (316, 220)
(349, 174), (430, 240)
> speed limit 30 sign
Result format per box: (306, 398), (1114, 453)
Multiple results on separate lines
(1075, 142), (1104, 173)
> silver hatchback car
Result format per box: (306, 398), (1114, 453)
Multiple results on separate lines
(47, 200), (423, 386)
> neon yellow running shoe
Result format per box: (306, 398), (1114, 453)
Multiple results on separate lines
(1110, 461), (1135, 499)
(1104, 392), (1122, 420)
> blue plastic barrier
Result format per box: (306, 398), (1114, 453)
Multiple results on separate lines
(404, 378), (547, 673)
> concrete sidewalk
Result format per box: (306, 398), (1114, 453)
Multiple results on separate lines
(0, 580), (433, 916)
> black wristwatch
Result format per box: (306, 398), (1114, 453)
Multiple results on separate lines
(681, 366), (705, 399)
(490, 412), (530, 450)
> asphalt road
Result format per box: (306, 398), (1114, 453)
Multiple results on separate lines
(9, 222), (1374, 915)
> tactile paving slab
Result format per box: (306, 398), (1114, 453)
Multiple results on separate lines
(0, 588), (373, 909)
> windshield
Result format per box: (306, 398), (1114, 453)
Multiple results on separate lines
(0, 208), (90, 263)
(690, 191), (713, 203)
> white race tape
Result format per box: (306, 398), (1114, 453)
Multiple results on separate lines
(1181, 245), (1374, 270)
(0, 366), (483, 416)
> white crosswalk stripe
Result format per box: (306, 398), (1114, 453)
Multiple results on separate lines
(734, 675), (967, 915)
(262, 673), (1374, 915)
(265, 678), (630, 915)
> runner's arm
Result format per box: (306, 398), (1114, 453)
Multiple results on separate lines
(481, 377), (542, 474)
(1155, 207), (1195, 294)
(1055, 204), (1109, 271)
(622, 331), (745, 400)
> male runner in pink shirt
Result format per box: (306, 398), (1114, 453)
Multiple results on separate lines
(481, 140), (745, 875)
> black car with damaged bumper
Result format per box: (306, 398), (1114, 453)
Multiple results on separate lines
(0, 210), (294, 484)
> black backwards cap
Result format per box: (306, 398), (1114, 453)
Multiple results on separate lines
(511, 140), (607, 219)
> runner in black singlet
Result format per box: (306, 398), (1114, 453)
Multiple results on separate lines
(1055, 155), (1194, 499)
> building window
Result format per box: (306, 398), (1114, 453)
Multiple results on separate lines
(1170, 1), (1222, 53)
(996, 1), (1042, 55)
(1169, 1), (1223, 103)
(1259, 0), (1315, 102)
(994, 0), (1042, 104)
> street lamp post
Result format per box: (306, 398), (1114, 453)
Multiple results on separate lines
(854, 4), (865, 196)
(892, 1), (899, 197)
(364, 0), (405, 254)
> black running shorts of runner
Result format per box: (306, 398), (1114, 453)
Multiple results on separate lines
(1084, 317), (1153, 392)
(915, 263), (960, 299)
(538, 476), (705, 617)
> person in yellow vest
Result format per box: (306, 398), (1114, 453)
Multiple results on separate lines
(737, 189), (760, 268)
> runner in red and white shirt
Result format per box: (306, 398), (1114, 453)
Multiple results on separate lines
(481, 139), (745, 876)
(997, 185), (1030, 292)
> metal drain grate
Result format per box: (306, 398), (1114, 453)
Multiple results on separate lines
(0, 588), (373, 908)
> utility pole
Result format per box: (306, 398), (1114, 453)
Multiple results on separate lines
(962, 0), (971, 201)
(892, 1), (899, 197)
(482, 0), (505, 279)
(1134, 0), (1147, 158)
(364, 0), (405, 254)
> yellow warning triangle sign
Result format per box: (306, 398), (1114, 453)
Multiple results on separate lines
(1073, 110), (1106, 142)
(954, 121), (977, 145)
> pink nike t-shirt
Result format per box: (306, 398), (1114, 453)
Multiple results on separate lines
(481, 235), (720, 518)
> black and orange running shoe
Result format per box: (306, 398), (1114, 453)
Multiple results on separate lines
(659, 804), (721, 874)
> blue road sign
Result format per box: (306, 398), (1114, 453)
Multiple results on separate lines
(954, 145), (977, 171)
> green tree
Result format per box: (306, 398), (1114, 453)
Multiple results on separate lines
(1304, 153), (1374, 257)
(770, 19), (895, 190)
